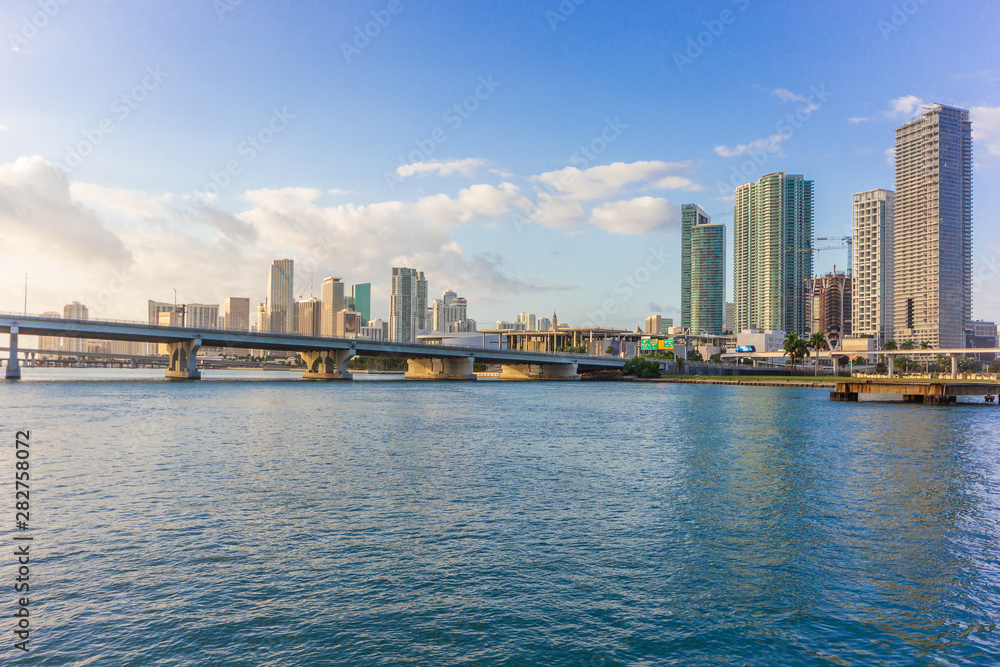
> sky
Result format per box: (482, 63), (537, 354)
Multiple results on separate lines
(1, 0), (999, 331)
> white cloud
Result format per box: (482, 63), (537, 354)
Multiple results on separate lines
(773, 88), (819, 112)
(848, 117), (869, 124)
(0, 156), (131, 267)
(396, 158), (489, 179)
(971, 106), (1000, 158)
(884, 95), (924, 119)
(885, 147), (895, 167)
(714, 133), (788, 158)
(589, 197), (680, 236)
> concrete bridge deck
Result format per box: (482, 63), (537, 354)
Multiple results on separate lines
(831, 380), (1000, 405)
(1, 314), (625, 381)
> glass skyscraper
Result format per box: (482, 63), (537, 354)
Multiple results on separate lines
(733, 173), (813, 334)
(389, 267), (428, 343)
(893, 103), (972, 349)
(681, 204), (726, 335)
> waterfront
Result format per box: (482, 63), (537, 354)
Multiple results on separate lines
(3, 370), (999, 664)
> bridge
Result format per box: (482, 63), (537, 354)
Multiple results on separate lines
(722, 348), (1000, 380)
(0, 314), (624, 381)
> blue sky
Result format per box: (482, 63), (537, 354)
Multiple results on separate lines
(1, 0), (998, 329)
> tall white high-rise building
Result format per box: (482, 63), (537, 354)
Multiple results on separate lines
(682, 204), (726, 335)
(734, 173), (813, 334)
(62, 301), (89, 353)
(852, 189), (895, 346)
(894, 103), (973, 348)
(321, 277), (345, 337)
(432, 291), (468, 332)
(389, 267), (427, 343)
(517, 312), (537, 331)
(266, 259), (295, 334)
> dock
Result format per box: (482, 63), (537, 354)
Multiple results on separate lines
(831, 380), (999, 405)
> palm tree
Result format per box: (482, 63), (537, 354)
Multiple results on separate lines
(920, 341), (931, 374)
(808, 332), (828, 375)
(783, 333), (809, 373)
(900, 340), (916, 376)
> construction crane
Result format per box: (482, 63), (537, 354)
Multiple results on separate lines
(787, 236), (853, 277)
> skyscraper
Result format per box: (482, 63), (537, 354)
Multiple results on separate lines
(894, 103), (972, 348)
(432, 291), (468, 332)
(347, 283), (371, 323)
(62, 301), (89, 353)
(321, 277), (345, 337)
(185, 304), (219, 329)
(517, 312), (537, 331)
(389, 267), (427, 343)
(733, 173), (813, 334)
(297, 298), (323, 336)
(852, 189), (895, 346)
(266, 259), (295, 334)
(224, 297), (251, 332)
(807, 273), (852, 345)
(682, 204), (726, 335)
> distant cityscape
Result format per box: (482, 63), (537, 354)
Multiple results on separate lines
(27, 103), (999, 361)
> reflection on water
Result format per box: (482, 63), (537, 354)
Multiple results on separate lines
(1, 372), (999, 665)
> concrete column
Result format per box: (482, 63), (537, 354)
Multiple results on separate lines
(951, 354), (959, 380)
(499, 361), (580, 381)
(405, 355), (476, 380)
(5, 326), (20, 380)
(888, 356), (895, 378)
(301, 349), (354, 380)
(165, 338), (202, 379)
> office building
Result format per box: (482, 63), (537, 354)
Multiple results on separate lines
(224, 297), (251, 332)
(389, 267), (427, 343)
(256, 302), (267, 333)
(449, 319), (477, 333)
(537, 317), (552, 333)
(148, 300), (181, 325)
(724, 302), (734, 333)
(266, 259), (295, 334)
(682, 204), (726, 334)
(336, 309), (361, 338)
(852, 189), (895, 346)
(894, 103), (973, 348)
(734, 173), (813, 334)
(967, 320), (998, 362)
(297, 298), (322, 336)
(185, 304), (219, 330)
(347, 283), (371, 323)
(644, 315), (673, 335)
(321, 277), (345, 337)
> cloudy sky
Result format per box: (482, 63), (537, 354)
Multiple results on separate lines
(1, 0), (998, 329)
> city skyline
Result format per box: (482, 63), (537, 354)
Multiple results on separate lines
(2, 2), (999, 329)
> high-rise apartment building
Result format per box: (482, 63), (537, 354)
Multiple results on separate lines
(321, 277), (345, 337)
(894, 103), (973, 348)
(148, 300), (181, 326)
(38, 311), (62, 355)
(389, 267), (427, 343)
(517, 312), (537, 331)
(724, 302), (734, 333)
(734, 173), (813, 334)
(347, 283), (371, 323)
(807, 273), (852, 346)
(224, 297), (251, 332)
(62, 301), (89, 353)
(266, 259), (295, 334)
(852, 189), (895, 346)
(682, 204), (726, 335)
(432, 291), (468, 332)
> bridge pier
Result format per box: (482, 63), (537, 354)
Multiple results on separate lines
(5, 326), (20, 380)
(301, 349), (354, 380)
(405, 356), (476, 381)
(165, 338), (202, 380)
(499, 362), (580, 381)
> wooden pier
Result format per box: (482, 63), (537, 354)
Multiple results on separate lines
(831, 380), (999, 405)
